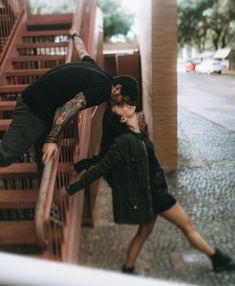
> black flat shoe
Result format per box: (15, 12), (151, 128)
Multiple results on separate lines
(121, 265), (135, 275)
(211, 249), (235, 272)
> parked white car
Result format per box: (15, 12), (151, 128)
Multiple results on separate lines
(195, 59), (223, 74)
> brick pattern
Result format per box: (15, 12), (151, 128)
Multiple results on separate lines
(139, 0), (177, 168)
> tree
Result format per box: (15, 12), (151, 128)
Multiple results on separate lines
(178, 0), (235, 51)
(100, 0), (134, 42)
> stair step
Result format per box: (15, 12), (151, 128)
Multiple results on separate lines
(0, 189), (38, 209)
(0, 101), (16, 110)
(0, 163), (37, 179)
(0, 84), (27, 93)
(0, 119), (11, 131)
(26, 14), (72, 31)
(22, 29), (69, 37)
(11, 55), (66, 62)
(0, 14), (11, 21)
(0, 221), (37, 244)
(16, 42), (68, 49)
(5, 69), (50, 77)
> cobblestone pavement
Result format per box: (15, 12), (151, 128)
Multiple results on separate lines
(79, 81), (235, 285)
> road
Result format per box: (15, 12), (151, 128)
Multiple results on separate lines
(178, 71), (235, 131)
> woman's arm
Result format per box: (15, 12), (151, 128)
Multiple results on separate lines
(66, 139), (124, 195)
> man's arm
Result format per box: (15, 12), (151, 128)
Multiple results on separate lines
(70, 29), (89, 60)
(42, 92), (86, 165)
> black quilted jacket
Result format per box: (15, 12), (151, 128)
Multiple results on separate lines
(67, 132), (154, 225)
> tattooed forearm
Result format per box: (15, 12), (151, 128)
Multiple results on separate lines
(46, 92), (86, 143)
(73, 36), (89, 60)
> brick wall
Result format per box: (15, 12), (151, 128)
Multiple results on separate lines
(139, 0), (177, 168)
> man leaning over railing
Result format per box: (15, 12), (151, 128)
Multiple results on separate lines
(0, 29), (140, 175)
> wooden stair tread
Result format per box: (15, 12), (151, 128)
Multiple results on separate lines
(0, 119), (11, 131)
(0, 189), (38, 209)
(5, 69), (50, 76)
(0, 221), (37, 244)
(0, 84), (27, 93)
(0, 163), (38, 178)
(11, 55), (66, 62)
(0, 101), (16, 110)
(22, 29), (69, 37)
(16, 42), (68, 49)
(0, 14), (10, 21)
(26, 14), (73, 26)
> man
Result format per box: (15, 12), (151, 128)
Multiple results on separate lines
(0, 29), (139, 172)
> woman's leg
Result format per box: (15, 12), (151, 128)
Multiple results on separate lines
(160, 202), (215, 256)
(124, 217), (157, 268)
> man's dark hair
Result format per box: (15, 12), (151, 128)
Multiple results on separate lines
(113, 75), (140, 102)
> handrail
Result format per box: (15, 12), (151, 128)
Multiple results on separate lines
(0, 6), (26, 76)
(0, 0), (22, 59)
(35, 0), (101, 261)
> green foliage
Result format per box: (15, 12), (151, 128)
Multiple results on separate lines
(100, 0), (134, 41)
(178, 0), (235, 51)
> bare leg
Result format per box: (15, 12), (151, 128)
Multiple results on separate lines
(160, 202), (215, 256)
(124, 217), (157, 268)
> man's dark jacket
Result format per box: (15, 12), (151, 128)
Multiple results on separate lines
(68, 132), (154, 225)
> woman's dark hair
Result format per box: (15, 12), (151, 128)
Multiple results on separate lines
(100, 107), (131, 185)
(100, 107), (131, 153)
(113, 75), (140, 102)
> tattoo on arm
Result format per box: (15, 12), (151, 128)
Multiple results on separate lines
(73, 37), (89, 60)
(46, 92), (86, 143)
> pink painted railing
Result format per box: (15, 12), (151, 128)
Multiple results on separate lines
(0, 0), (24, 58)
(35, 0), (104, 262)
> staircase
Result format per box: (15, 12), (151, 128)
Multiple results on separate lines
(0, 12), (72, 256)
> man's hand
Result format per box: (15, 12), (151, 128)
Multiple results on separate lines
(69, 28), (80, 38)
(42, 143), (58, 166)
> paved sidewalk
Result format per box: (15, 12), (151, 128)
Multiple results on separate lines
(79, 107), (235, 286)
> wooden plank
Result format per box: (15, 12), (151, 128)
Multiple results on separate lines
(0, 119), (11, 131)
(22, 29), (69, 37)
(0, 101), (16, 110)
(26, 14), (73, 26)
(16, 42), (68, 49)
(0, 189), (38, 209)
(0, 84), (27, 93)
(5, 69), (49, 76)
(11, 55), (66, 62)
(0, 221), (37, 244)
(0, 163), (38, 178)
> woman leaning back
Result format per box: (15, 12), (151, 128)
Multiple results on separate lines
(63, 102), (235, 274)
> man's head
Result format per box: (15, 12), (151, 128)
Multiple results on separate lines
(111, 75), (140, 105)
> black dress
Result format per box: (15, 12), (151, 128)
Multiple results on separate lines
(135, 132), (176, 214)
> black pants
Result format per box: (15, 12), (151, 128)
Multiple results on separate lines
(0, 96), (51, 174)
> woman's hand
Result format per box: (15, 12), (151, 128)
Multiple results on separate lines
(42, 143), (58, 166)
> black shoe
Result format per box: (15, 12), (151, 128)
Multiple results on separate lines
(121, 265), (135, 275)
(211, 249), (235, 272)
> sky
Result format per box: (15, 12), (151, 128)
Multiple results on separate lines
(119, 0), (140, 35)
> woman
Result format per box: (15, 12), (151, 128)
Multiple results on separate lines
(65, 103), (235, 274)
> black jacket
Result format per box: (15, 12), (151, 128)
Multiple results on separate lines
(68, 132), (154, 225)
